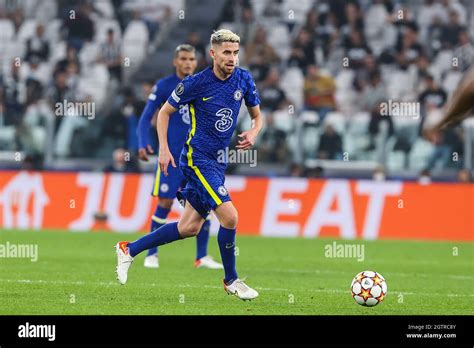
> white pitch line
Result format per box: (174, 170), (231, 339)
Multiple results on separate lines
(0, 278), (473, 298)
(272, 268), (474, 280)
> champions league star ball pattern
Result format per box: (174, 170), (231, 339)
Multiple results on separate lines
(351, 271), (387, 307)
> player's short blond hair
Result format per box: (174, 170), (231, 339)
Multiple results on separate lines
(210, 29), (240, 46)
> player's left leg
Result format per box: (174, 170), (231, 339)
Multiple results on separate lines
(177, 176), (222, 269)
(115, 200), (205, 285)
(144, 163), (176, 268)
(213, 201), (258, 300)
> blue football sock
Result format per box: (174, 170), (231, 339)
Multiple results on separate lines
(147, 205), (170, 256)
(196, 219), (211, 260)
(217, 226), (238, 284)
(128, 222), (181, 257)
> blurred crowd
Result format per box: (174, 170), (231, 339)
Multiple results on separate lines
(0, 0), (473, 181)
(0, 0), (177, 163)
(214, 0), (473, 180)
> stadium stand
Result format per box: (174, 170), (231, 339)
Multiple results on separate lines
(0, 0), (472, 182)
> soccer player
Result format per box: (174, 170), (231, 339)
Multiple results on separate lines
(116, 29), (263, 300)
(435, 66), (474, 130)
(137, 44), (223, 270)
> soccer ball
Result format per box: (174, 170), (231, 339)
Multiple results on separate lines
(350, 271), (387, 307)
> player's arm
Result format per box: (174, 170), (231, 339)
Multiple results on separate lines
(137, 103), (159, 161)
(434, 67), (474, 131)
(237, 105), (263, 150)
(137, 83), (163, 161)
(156, 101), (177, 176)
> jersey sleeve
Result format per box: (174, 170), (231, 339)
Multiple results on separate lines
(137, 81), (166, 149)
(167, 75), (197, 109)
(243, 71), (261, 107)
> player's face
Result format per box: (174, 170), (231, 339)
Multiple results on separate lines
(174, 51), (197, 78)
(210, 42), (239, 76)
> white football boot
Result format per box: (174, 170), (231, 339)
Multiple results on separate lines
(223, 278), (259, 300)
(115, 242), (134, 285)
(194, 255), (224, 269)
(144, 254), (159, 268)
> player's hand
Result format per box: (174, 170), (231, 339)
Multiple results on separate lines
(159, 149), (176, 176)
(138, 145), (154, 162)
(236, 130), (257, 151)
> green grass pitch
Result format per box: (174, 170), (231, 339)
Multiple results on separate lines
(0, 230), (473, 315)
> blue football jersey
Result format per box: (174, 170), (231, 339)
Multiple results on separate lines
(167, 67), (260, 168)
(138, 74), (191, 157)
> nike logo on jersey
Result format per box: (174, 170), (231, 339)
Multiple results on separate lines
(202, 96), (214, 101)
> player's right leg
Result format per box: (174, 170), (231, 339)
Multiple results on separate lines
(115, 200), (204, 285)
(144, 163), (177, 268)
(144, 198), (173, 268)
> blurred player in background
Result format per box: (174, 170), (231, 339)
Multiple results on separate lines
(116, 29), (263, 300)
(435, 66), (474, 130)
(137, 44), (223, 270)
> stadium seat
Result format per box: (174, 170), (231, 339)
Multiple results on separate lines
(442, 70), (463, 97)
(267, 24), (290, 56)
(49, 41), (67, 64)
(218, 22), (236, 32)
(335, 69), (355, 91)
(272, 110), (295, 133)
(385, 69), (417, 100)
(251, 0), (270, 17)
(78, 65), (110, 107)
(237, 107), (253, 131)
(122, 20), (149, 71)
(301, 126), (320, 159)
(347, 112), (370, 134)
(34, 0), (58, 22)
(17, 19), (38, 42)
(408, 138), (435, 171)
(392, 117), (420, 144)
(280, 67), (304, 110)
(0, 20), (15, 65)
(19, 61), (52, 86)
(45, 19), (62, 43)
(0, 19), (15, 41)
(281, 0), (313, 23)
(299, 110), (319, 125)
(0, 126), (16, 149)
(385, 136), (406, 171)
(31, 126), (47, 151)
(433, 49), (455, 76)
(323, 112), (346, 134)
(94, 19), (122, 44)
(94, 0), (115, 18)
(364, 3), (388, 54)
(335, 89), (360, 115)
(341, 112), (372, 159)
(387, 152), (406, 171)
(286, 132), (300, 160)
(79, 42), (100, 66)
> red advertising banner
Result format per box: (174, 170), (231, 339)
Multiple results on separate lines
(0, 171), (472, 241)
